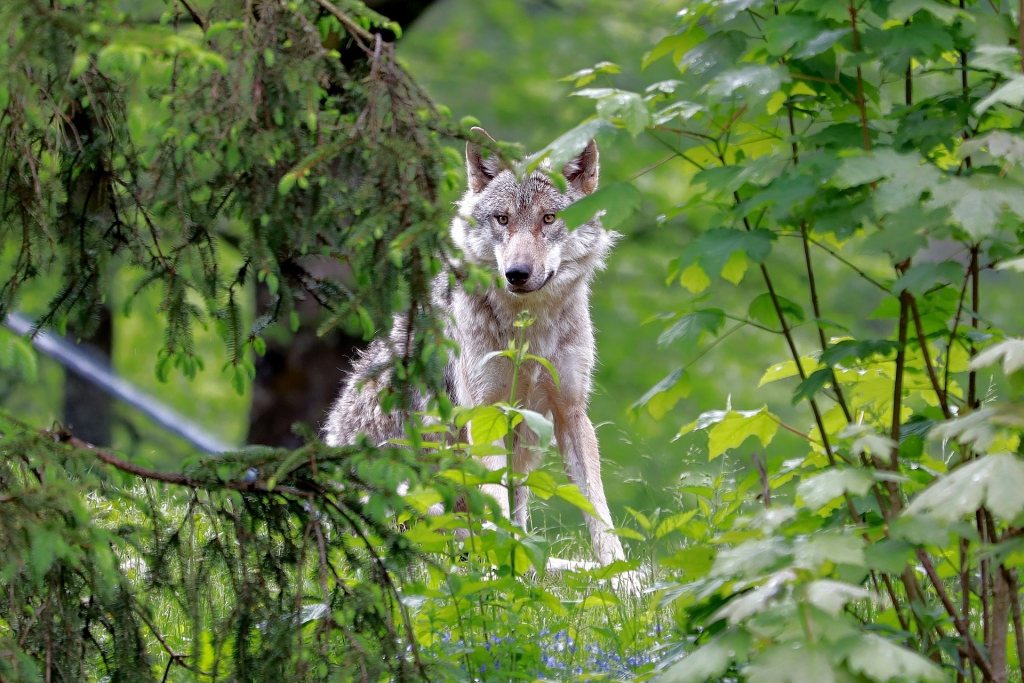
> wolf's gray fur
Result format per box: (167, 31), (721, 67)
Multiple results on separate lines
(324, 129), (625, 566)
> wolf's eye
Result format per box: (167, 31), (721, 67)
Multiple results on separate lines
(542, 213), (556, 224)
(495, 214), (509, 225)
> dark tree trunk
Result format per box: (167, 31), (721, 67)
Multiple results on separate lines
(247, 279), (363, 448)
(63, 307), (113, 446)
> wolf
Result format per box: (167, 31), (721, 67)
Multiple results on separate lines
(323, 128), (625, 567)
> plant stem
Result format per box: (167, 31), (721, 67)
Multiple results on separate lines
(909, 297), (951, 419)
(849, 0), (872, 151)
(801, 223), (852, 422)
(917, 549), (997, 682)
(969, 246), (980, 408)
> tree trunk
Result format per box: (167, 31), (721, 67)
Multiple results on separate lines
(63, 307), (113, 446)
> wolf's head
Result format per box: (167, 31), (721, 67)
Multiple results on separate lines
(451, 127), (617, 296)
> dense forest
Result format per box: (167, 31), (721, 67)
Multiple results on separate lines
(3, 0), (1024, 681)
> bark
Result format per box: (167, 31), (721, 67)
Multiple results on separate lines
(63, 307), (113, 446)
(991, 567), (1011, 683)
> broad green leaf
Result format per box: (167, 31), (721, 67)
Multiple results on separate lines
(976, 74), (1024, 115)
(658, 629), (752, 683)
(837, 633), (945, 683)
(805, 580), (870, 616)
(680, 263), (711, 294)
(625, 506), (652, 531)
(658, 310), (725, 350)
(711, 538), (789, 578)
(759, 357), (821, 386)
(506, 407), (553, 448)
(632, 368), (691, 421)
(795, 531), (865, 569)
(792, 368), (831, 404)
(969, 338), (1024, 375)
(680, 228), (775, 281)
(748, 292), (805, 327)
(468, 406), (509, 445)
(555, 484), (597, 516)
(746, 643), (838, 683)
(720, 251), (747, 284)
(580, 590), (621, 609)
(889, 0), (964, 22)
(523, 470), (558, 499)
(820, 339), (901, 367)
(704, 65), (788, 101)
(660, 546), (717, 577)
(558, 181), (641, 230)
(713, 569), (795, 625)
(655, 510), (698, 539)
(594, 90), (650, 136)
(520, 118), (613, 175)
(642, 26), (707, 69)
(707, 407), (779, 459)
(929, 405), (1024, 454)
(763, 15), (825, 56)
(864, 539), (914, 574)
(892, 261), (962, 296)
(905, 453), (1024, 522)
(797, 469), (874, 510)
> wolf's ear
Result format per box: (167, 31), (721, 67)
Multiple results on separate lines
(466, 127), (507, 193)
(563, 138), (599, 195)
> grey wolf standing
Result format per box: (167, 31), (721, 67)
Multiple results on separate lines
(324, 128), (625, 566)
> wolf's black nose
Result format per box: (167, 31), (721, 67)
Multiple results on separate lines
(505, 265), (531, 286)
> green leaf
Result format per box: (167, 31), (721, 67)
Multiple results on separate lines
(467, 406), (509, 445)
(520, 118), (614, 175)
(969, 338), (1024, 375)
(658, 310), (725, 350)
(905, 453), (1024, 523)
(704, 65), (788, 101)
(745, 643), (838, 683)
(642, 26), (707, 69)
(791, 368), (831, 404)
(593, 90), (650, 136)
(625, 506), (652, 531)
(558, 181), (641, 231)
(795, 531), (865, 569)
(805, 580), (870, 616)
(976, 74), (1024, 115)
(763, 15), (827, 56)
(748, 292), (805, 327)
(658, 629), (752, 683)
(680, 228), (775, 280)
(655, 510), (698, 539)
(759, 357), (821, 386)
(864, 539), (914, 574)
(707, 407), (779, 459)
(555, 484), (597, 516)
(523, 470), (558, 499)
(506, 407), (553, 448)
(632, 368), (691, 421)
(797, 469), (874, 510)
(820, 339), (901, 367)
(712, 538), (789, 578)
(660, 546), (716, 577)
(892, 261), (962, 296)
(524, 354), (560, 389)
(837, 633), (945, 683)
(714, 569), (794, 625)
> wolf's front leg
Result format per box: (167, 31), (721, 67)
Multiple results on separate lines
(555, 407), (625, 566)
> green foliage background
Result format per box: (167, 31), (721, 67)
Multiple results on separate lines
(7, 0), (1024, 681)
